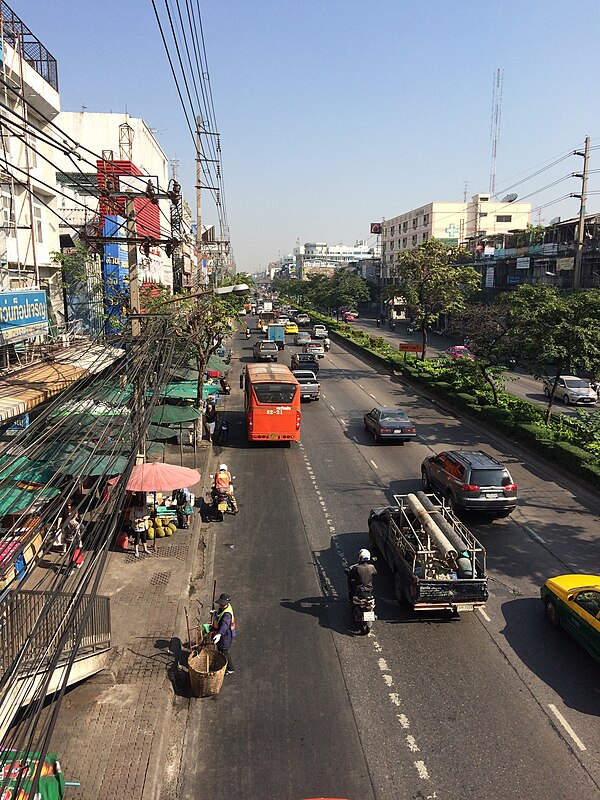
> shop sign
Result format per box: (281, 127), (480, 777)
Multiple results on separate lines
(556, 257), (574, 271)
(399, 343), (423, 353)
(103, 215), (129, 336)
(516, 257), (530, 269)
(0, 290), (47, 344)
(485, 267), (495, 288)
(507, 275), (523, 285)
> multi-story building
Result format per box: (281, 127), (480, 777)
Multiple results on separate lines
(381, 194), (531, 281)
(0, 5), (63, 316)
(293, 240), (377, 279)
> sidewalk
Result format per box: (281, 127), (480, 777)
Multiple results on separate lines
(34, 437), (216, 799)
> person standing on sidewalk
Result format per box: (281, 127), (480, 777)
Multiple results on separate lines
(204, 401), (218, 445)
(173, 486), (193, 528)
(130, 494), (150, 558)
(211, 593), (236, 675)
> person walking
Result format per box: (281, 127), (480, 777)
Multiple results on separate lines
(204, 401), (218, 445)
(211, 593), (236, 675)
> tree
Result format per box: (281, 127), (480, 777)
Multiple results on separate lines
(388, 240), (480, 359)
(501, 285), (600, 422)
(328, 270), (370, 320)
(452, 302), (516, 405)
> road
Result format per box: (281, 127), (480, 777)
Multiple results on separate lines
(347, 315), (591, 417)
(178, 327), (600, 800)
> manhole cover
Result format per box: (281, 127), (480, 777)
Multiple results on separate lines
(149, 571), (172, 586)
(158, 544), (189, 562)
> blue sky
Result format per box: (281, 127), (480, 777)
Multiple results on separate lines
(14, 0), (600, 271)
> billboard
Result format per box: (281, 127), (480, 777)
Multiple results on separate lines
(556, 257), (574, 271)
(370, 223), (382, 234)
(516, 257), (530, 269)
(103, 215), (129, 336)
(0, 290), (48, 344)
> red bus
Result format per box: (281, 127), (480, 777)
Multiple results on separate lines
(244, 363), (301, 442)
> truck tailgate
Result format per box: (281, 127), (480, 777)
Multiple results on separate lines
(415, 579), (488, 610)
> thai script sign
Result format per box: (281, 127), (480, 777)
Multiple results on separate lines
(516, 257), (530, 269)
(556, 257), (574, 271)
(0, 290), (47, 344)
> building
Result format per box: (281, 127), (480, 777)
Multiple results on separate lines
(381, 194), (531, 281)
(54, 112), (175, 290)
(0, 5), (63, 323)
(292, 240), (377, 279)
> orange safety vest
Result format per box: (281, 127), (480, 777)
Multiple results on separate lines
(211, 604), (236, 638)
(215, 470), (232, 491)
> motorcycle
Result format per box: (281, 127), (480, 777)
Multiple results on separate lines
(210, 476), (237, 521)
(219, 378), (231, 395)
(406, 323), (415, 335)
(245, 328), (251, 339)
(344, 569), (376, 635)
(216, 419), (229, 445)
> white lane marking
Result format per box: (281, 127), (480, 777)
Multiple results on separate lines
(352, 435), (358, 443)
(378, 658), (389, 671)
(389, 692), (401, 706)
(406, 735), (420, 752)
(368, 393), (377, 400)
(548, 704), (587, 751)
(373, 641), (382, 652)
(397, 714), (410, 728)
(414, 761), (430, 780)
(524, 525), (546, 544)
(383, 674), (393, 687)
(478, 607), (491, 622)
(330, 404), (335, 411)
(370, 460), (378, 469)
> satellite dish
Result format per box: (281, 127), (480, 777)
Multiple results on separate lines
(501, 193), (518, 202)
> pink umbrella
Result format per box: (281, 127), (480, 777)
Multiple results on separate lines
(126, 462), (201, 492)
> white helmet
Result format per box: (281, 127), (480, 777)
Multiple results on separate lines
(358, 548), (371, 562)
(219, 463), (228, 471)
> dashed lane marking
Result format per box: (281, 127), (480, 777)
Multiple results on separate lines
(370, 460), (378, 469)
(378, 658), (389, 671)
(414, 761), (430, 780)
(352, 436), (358, 443)
(548, 704), (587, 751)
(478, 607), (491, 622)
(406, 735), (420, 752)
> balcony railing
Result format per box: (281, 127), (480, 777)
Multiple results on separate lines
(0, 1), (59, 91)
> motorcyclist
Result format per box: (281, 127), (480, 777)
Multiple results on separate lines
(346, 548), (376, 600)
(212, 463), (238, 514)
(323, 336), (331, 352)
(245, 327), (251, 339)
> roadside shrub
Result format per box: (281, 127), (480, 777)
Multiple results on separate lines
(515, 422), (554, 443)
(551, 441), (594, 471)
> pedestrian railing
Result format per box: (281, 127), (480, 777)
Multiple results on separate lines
(0, 590), (111, 675)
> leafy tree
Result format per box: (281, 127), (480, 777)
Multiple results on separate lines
(501, 285), (600, 422)
(327, 270), (370, 319)
(387, 239), (480, 359)
(451, 302), (516, 405)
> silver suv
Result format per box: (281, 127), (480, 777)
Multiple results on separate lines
(421, 450), (517, 518)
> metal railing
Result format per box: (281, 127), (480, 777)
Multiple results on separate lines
(0, 590), (111, 674)
(0, 2), (59, 91)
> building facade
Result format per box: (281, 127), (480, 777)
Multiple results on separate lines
(292, 240), (378, 279)
(381, 194), (531, 280)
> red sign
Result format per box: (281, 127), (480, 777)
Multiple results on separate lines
(399, 343), (423, 353)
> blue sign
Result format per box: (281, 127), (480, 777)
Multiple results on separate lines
(103, 215), (129, 336)
(2, 413), (30, 437)
(0, 290), (48, 344)
(507, 275), (523, 285)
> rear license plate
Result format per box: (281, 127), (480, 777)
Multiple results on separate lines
(268, 433), (280, 439)
(485, 493), (500, 498)
(456, 603), (474, 612)
(393, 429), (401, 434)
(363, 610), (376, 621)
(218, 502), (228, 511)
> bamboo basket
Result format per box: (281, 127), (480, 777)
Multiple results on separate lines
(188, 644), (227, 697)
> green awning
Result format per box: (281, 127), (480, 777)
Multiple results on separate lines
(150, 405), (202, 425)
(63, 452), (129, 477)
(206, 354), (230, 373)
(0, 454), (31, 480)
(172, 368), (200, 381)
(93, 384), (133, 404)
(148, 382), (199, 401)
(0, 485), (60, 515)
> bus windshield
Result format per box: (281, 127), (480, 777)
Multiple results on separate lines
(253, 383), (297, 404)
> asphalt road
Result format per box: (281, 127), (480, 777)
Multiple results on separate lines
(179, 328), (600, 800)
(348, 315), (591, 417)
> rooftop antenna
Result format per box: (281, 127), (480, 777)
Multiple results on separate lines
(489, 68), (503, 197)
(463, 180), (468, 203)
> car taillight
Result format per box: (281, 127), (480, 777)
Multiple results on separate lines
(296, 411), (301, 430)
(504, 483), (517, 492)
(380, 428), (392, 433)
(405, 427), (416, 433)
(459, 484), (479, 492)
(248, 411), (253, 429)
(317, 384), (321, 390)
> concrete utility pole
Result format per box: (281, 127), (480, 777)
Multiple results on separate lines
(573, 135), (590, 290)
(195, 115), (202, 290)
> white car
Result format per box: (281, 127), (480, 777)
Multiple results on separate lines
(543, 375), (597, 405)
(312, 324), (328, 339)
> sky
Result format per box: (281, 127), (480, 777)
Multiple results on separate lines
(13, 0), (600, 272)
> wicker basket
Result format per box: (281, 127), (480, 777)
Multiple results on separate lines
(188, 645), (227, 697)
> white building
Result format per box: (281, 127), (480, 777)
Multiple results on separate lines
(54, 112), (175, 289)
(293, 240), (377, 278)
(0, 8), (63, 317)
(381, 194), (531, 279)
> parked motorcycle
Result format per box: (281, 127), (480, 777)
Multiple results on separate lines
(219, 378), (231, 395)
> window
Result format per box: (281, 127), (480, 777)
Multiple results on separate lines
(412, 234), (417, 246)
(423, 214), (429, 225)
(33, 204), (43, 243)
(397, 240), (401, 249)
(479, 212), (488, 218)
(1, 190), (15, 229)
(422, 232), (429, 242)
(390, 226), (395, 235)
(27, 133), (37, 168)
(253, 383), (297, 404)
(412, 218), (418, 229)
(402, 237), (407, 248)
(403, 222), (408, 232)
(496, 215), (512, 223)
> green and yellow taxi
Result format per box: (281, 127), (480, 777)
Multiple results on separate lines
(284, 321), (299, 335)
(541, 574), (600, 664)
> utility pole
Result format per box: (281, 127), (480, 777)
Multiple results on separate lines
(573, 135), (590, 290)
(195, 115), (202, 290)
